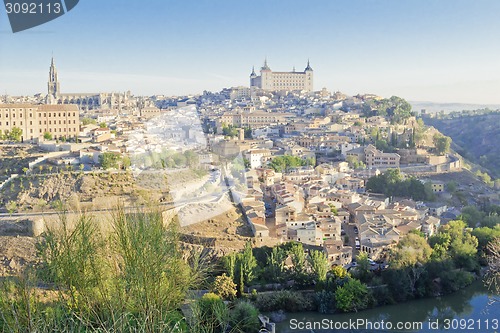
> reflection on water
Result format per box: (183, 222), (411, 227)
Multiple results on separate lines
(275, 281), (499, 332)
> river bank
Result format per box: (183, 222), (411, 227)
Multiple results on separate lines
(274, 281), (499, 332)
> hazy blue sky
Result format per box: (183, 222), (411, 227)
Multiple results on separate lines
(1, 0), (500, 103)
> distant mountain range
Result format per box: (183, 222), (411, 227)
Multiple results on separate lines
(410, 101), (500, 114)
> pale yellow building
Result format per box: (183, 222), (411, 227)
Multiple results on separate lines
(250, 59), (314, 92)
(0, 103), (79, 142)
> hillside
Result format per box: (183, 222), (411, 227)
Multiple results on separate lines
(424, 113), (500, 178)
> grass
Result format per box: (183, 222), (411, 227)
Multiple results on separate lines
(0, 205), (216, 332)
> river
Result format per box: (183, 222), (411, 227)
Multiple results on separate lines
(274, 281), (499, 332)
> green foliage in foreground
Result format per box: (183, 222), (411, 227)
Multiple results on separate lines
(1, 208), (259, 332)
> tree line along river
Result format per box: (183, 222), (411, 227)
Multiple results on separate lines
(275, 281), (499, 333)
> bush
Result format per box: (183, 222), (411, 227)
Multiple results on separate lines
(315, 290), (334, 314)
(211, 273), (237, 300)
(334, 278), (373, 312)
(439, 270), (475, 294)
(16, 207), (204, 332)
(253, 290), (313, 312)
(229, 301), (260, 333)
(191, 293), (230, 333)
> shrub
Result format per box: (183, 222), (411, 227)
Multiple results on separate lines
(211, 273), (237, 300)
(315, 290), (334, 314)
(334, 278), (372, 312)
(253, 290), (313, 312)
(28, 207), (202, 332)
(190, 293), (229, 333)
(229, 301), (260, 333)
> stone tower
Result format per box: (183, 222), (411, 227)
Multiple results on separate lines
(260, 58), (273, 90)
(47, 57), (60, 103)
(304, 59), (314, 92)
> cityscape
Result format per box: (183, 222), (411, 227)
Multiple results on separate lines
(0, 1), (499, 333)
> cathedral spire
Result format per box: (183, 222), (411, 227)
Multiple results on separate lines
(47, 56), (60, 102)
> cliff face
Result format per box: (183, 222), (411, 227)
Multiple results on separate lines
(424, 113), (500, 178)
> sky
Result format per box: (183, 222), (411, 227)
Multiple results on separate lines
(1, 0), (500, 103)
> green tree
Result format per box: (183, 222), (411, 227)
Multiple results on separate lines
(172, 152), (187, 167)
(308, 250), (329, 283)
(334, 278), (370, 312)
(238, 242), (257, 285)
(7, 127), (23, 142)
(267, 247), (286, 282)
(390, 233), (433, 295)
(346, 155), (365, 169)
(43, 132), (53, 140)
(289, 242), (306, 275)
(81, 117), (97, 125)
(222, 124), (238, 137)
(331, 265), (349, 280)
(183, 150), (199, 168)
(352, 252), (371, 283)
(244, 127), (253, 139)
(433, 134), (451, 155)
(223, 252), (237, 280)
(6, 201), (17, 215)
(98, 152), (122, 170)
(446, 181), (457, 193)
(243, 158), (251, 169)
(472, 226), (500, 249)
(434, 220), (479, 271)
(122, 156), (131, 169)
(211, 273), (237, 300)
(459, 206), (483, 228)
